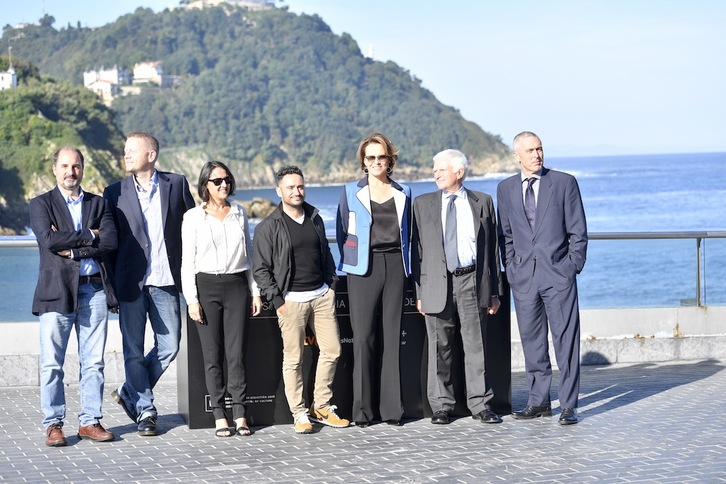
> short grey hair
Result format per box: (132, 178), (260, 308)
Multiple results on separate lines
(433, 149), (468, 179)
(512, 131), (540, 151)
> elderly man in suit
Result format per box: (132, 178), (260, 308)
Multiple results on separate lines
(30, 146), (118, 446)
(412, 149), (504, 425)
(104, 132), (195, 436)
(497, 131), (588, 425)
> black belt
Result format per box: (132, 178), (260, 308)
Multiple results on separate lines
(79, 274), (103, 285)
(451, 265), (475, 276)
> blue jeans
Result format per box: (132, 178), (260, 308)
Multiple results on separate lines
(118, 285), (181, 421)
(39, 281), (108, 427)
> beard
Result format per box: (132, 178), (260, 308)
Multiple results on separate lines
(60, 177), (80, 191)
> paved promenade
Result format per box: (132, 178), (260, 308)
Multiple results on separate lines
(1, 360), (725, 483)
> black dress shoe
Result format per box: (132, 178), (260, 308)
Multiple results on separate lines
(472, 406), (502, 424)
(512, 405), (552, 419)
(431, 410), (450, 425)
(137, 416), (158, 436)
(559, 408), (578, 425)
(111, 388), (137, 424)
(385, 420), (402, 426)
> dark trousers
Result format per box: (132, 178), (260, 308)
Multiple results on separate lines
(512, 268), (581, 409)
(424, 271), (493, 414)
(347, 251), (405, 423)
(194, 272), (250, 421)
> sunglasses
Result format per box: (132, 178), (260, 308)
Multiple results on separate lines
(364, 155), (391, 163)
(208, 176), (232, 186)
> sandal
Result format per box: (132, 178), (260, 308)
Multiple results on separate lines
(214, 427), (234, 438)
(234, 419), (252, 436)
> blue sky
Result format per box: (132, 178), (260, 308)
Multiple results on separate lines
(3, 0), (725, 156)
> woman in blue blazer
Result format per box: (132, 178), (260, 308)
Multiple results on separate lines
(336, 133), (411, 427)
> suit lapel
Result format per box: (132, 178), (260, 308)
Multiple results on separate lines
(51, 187), (75, 230)
(465, 189), (483, 224)
(120, 176), (145, 232)
(158, 172), (171, 229)
(534, 169), (553, 234)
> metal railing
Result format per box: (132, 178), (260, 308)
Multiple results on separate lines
(588, 231), (726, 307)
(4, 231), (726, 307)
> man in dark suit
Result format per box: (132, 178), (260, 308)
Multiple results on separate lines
(497, 131), (588, 425)
(30, 146), (118, 446)
(104, 132), (195, 436)
(412, 149), (504, 425)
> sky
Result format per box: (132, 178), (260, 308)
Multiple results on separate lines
(3, 0), (725, 157)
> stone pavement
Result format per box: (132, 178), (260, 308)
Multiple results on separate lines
(1, 360), (725, 483)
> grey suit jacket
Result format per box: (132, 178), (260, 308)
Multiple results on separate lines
(496, 167), (588, 294)
(103, 171), (195, 302)
(412, 188), (503, 315)
(30, 187), (118, 316)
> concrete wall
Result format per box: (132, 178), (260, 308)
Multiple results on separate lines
(2, 306), (725, 387)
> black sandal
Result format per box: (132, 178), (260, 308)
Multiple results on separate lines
(214, 427), (234, 438)
(236, 425), (252, 436)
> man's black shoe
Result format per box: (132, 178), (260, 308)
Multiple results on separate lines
(431, 410), (450, 425)
(111, 388), (137, 424)
(512, 405), (552, 419)
(472, 406), (503, 424)
(137, 416), (158, 436)
(559, 408), (578, 425)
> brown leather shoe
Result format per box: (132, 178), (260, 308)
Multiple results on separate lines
(45, 423), (67, 447)
(78, 423), (115, 442)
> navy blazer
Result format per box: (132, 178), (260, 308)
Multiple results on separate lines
(29, 187), (118, 316)
(412, 188), (503, 315)
(103, 171), (195, 302)
(496, 168), (588, 294)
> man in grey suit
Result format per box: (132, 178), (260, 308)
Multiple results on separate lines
(497, 131), (587, 425)
(412, 149), (504, 425)
(104, 132), (195, 436)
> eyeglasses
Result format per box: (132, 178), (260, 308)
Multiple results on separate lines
(208, 176), (232, 186)
(364, 155), (391, 163)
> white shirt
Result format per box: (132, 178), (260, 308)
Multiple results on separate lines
(181, 201), (260, 304)
(134, 171), (174, 287)
(441, 187), (476, 268)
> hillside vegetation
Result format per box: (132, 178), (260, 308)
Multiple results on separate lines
(1, 4), (514, 189)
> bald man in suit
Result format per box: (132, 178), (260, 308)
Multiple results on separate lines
(412, 149), (503, 425)
(497, 131), (587, 425)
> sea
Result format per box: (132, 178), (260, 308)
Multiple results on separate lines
(2, 152), (725, 322)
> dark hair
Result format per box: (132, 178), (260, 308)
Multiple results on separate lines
(126, 131), (160, 154)
(275, 165), (304, 184)
(197, 161), (236, 202)
(356, 132), (399, 172)
(53, 146), (84, 166)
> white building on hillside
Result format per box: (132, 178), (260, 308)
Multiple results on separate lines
(83, 66), (130, 88)
(133, 61), (172, 87)
(181, 0), (275, 11)
(0, 47), (17, 91)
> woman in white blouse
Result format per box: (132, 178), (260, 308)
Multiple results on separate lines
(181, 161), (262, 437)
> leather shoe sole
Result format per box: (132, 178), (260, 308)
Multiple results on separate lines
(111, 388), (137, 424)
(137, 417), (158, 436)
(512, 405), (552, 419)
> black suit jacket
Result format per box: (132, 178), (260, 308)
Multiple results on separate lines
(30, 187), (118, 316)
(103, 171), (195, 302)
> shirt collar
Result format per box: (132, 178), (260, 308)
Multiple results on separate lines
(63, 187), (84, 205)
(134, 170), (159, 192)
(444, 187), (466, 200)
(520, 170), (542, 182)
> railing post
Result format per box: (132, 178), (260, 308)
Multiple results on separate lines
(696, 237), (702, 307)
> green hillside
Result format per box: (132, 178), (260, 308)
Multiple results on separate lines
(0, 57), (124, 233)
(1, 4), (514, 188)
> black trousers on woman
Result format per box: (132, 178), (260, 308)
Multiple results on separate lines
(194, 272), (250, 421)
(347, 251), (405, 423)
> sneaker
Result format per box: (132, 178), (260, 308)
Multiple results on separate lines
(294, 412), (314, 434)
(309, 404), (350, 428)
